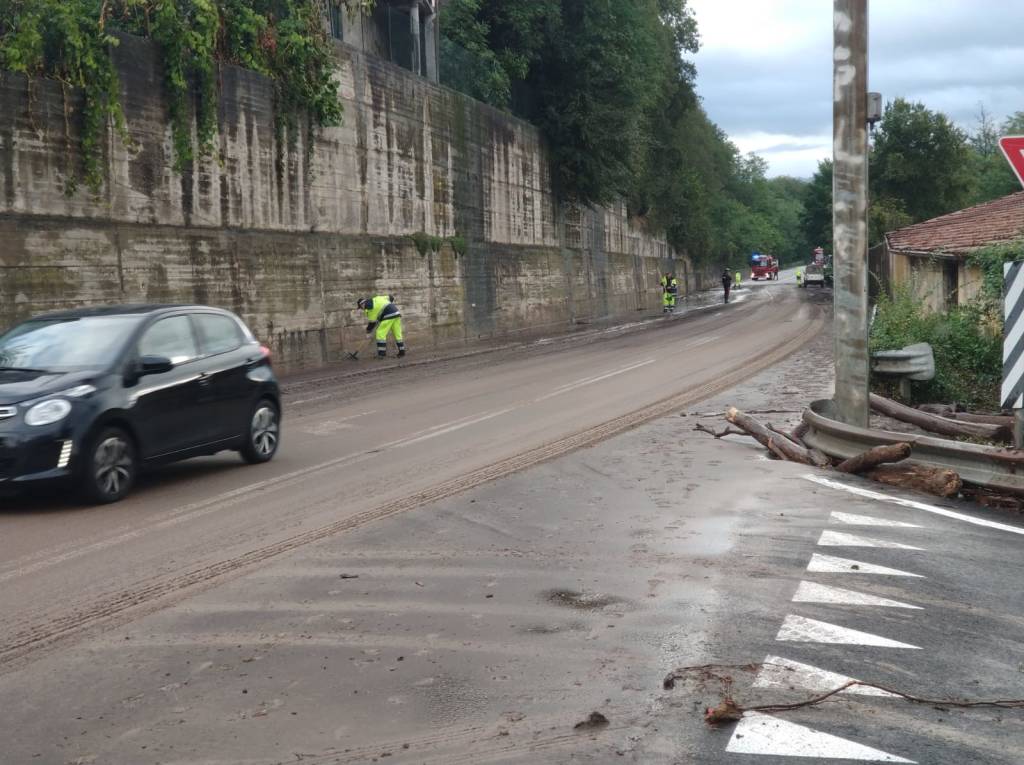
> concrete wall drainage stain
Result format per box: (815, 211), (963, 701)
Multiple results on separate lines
(0, 37), (713, 372)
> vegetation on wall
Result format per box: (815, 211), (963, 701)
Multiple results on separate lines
(0, 0), (344, 193)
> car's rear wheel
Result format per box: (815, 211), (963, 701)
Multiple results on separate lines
(83, 427), (137, 504)
(241, 399), (280, 464)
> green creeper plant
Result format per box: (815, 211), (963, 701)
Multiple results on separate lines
(0, 0), (344, 193)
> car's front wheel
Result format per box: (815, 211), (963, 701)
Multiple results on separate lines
(241, 399), (280, 464)
(83, 427), (137, 504)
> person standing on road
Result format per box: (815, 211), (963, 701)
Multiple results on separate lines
(721, 269), (732, 303)
(734, 269), (742, 289)
(660, 272), (679, 314)
(796, 267), (804, 287)
(358, 295), (406, 359)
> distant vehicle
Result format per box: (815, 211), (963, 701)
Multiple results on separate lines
(0, 305), (281, 504)
(803, 263), (825, 288)
(749, 253), (779, 281)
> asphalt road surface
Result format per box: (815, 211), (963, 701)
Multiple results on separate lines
(3, 271), (1023, 764)
(0, 275), (818, 674)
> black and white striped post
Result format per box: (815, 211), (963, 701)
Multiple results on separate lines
(1003, 261), (1024, 447)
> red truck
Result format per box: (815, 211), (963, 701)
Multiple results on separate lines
(750, 253), (779, 281)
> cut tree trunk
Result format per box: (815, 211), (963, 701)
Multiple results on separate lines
(834, 442), (912, 474)
(915, 404), (1011, 427)
(725, 407), (830, 467)
(870, 394), (1010, 443)
(864, 464), (962, 498)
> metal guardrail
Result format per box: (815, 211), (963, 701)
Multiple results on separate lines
(802, 399), (1024, 494)
(871, 342), (934, 380)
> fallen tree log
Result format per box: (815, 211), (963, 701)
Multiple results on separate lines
(870, 394), (1010, 443)
(916, 403), (1011, 427)
(864, 463), (962, 498)
(834, 442), (912, 474)
(726, 407), (829, 467)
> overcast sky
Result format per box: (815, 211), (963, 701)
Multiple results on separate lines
(688, 0), (1024, 178)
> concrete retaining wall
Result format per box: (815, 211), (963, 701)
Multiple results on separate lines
(0, 35), (701, 370)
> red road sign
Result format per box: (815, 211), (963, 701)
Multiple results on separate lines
(1000, 136), (1024, 189)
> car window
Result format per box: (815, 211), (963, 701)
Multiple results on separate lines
(195, 314), (245, 356)
(138, 316), (199, 365)
(0, 316), (139, 372)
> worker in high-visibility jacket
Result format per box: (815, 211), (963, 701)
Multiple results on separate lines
(734, 269), (742, 289)
(357, 295), (405, 358)
(660, 272), (679, 313)
(795, 267), (804, 287)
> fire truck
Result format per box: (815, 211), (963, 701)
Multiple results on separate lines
(749, 253), (779, 281)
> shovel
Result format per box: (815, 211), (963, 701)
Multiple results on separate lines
(346, 335), (374, 361)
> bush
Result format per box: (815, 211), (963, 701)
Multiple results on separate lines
(870, 286), (1002, 410)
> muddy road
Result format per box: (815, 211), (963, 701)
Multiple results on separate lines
(0, 277), (819, 670)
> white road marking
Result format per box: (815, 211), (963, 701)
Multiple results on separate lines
(386, 408), (516, 448)
(776, 614), (921, 649)
(818, 530), (923, 550)
(754, 655), (897, 697)
(830, 511), (921, 528)
(534, 358), (656, 402)
(806, 474), (1024, 536)
(727, 712), (914, 762)
(792, 581), (922, 609)
(807, 553), (924, 577)
(684, 335), (719, 349)
(302, 411), (378, 436)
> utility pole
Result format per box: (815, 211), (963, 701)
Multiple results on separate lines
(832, 0), (870, 427)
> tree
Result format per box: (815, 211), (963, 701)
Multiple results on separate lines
(800, 159), (832, 253)
(965, 105), (1021, 205)
(870, 98), (971, 223)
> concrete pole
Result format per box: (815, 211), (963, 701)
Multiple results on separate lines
(409, 2), (422, 76)
(832, 0), (870, 427)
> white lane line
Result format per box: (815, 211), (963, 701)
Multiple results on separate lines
(684, 334), (719, 350)
(818, 530), (924, 550)
(807, 553), (924, 577)
(806, 474), (1024, 536)
(727, 712), (914, 762)
(302, 410), (378, 436)
(830, 511), (921, 528)
(385, 408), (516, 448)
(754, 655), (897, 697)
(792, 581), (922, 609)
(776, 614), (921, 649)
(533, 358), (656, 402)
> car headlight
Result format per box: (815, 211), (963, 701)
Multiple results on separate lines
(24, 399), (72, 427)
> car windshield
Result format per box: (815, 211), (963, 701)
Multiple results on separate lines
(0, 316), (140, 372)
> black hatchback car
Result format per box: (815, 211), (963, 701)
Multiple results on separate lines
(0, 305), (281, 504)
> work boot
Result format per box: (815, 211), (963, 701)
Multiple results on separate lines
(397, 349), (406, 358)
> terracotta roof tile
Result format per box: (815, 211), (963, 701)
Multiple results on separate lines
(885, 191), (1024, 255)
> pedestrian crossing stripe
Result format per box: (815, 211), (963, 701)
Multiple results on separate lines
(1002, 260), (1024, 409)
(726, 712), (915, 761)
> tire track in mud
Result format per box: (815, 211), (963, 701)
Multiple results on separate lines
(0, 309), (824, 672)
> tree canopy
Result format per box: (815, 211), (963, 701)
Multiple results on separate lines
(439, 0), (812, 268)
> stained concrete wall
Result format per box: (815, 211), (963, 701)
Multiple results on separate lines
(0, 34), (698, 371)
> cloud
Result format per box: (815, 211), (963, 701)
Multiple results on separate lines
(688, 0), (1024, 177)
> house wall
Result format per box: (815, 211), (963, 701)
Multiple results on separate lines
(0, 35), (700, 371)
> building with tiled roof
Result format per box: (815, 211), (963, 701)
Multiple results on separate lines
(879, 191), (1024, 312)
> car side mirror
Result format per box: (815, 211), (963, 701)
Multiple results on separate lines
(139, 355), (174, 376)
